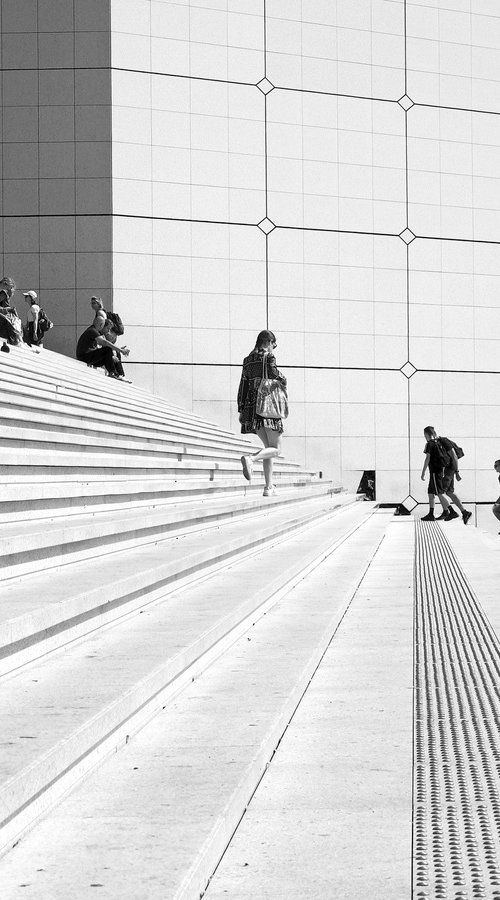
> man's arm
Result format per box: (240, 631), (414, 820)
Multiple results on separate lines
(421, 453), (430, 480)
(95, 334), (130, 356)
(449, 448), (461, 480)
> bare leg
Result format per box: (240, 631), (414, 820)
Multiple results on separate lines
(446, 490), (465, 513)
(493, 504), (500, 522)
(254, 428), (282, 489)
(438, 492), (450, 512)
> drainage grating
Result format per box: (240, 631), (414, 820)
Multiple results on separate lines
(414, 520), (500, 899)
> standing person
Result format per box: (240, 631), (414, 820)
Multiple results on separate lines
(420, 426), (452, 521)
(440, 439), (472, 525)
(492, 460), (500, 531)
(23, 290), (41, 346)
(238, 330), (286, 497)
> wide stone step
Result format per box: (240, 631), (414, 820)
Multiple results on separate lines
(0, 409), (260, 459)
(0, 484), (337, 576)
(0, 474), (332, 521)
(0, 507), (391, 890)
(0, 352), (238, 440)
(0, 392), (262, 457)
(0, 493), (363, 674)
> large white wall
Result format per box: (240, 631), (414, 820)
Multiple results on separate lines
(3, 0), (500, 513)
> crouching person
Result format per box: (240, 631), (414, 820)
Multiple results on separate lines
(77, 316), (130, 378)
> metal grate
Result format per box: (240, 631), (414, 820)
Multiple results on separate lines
(414, 520), (500, 899)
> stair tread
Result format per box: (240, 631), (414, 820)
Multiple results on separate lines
(0, 484), (334, 549)
(0, 494), (362, 638)
(0, 509), (390, 889)
(0, 505), (379, 830)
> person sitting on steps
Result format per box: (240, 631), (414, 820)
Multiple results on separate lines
(76, 313), (130, 378)
(0, 276), (22, 351)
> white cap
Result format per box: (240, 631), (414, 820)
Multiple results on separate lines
(23, 290), (38, 300)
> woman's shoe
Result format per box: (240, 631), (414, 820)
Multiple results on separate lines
(241, 455), (253, 481)
(263, 485), (276, 497)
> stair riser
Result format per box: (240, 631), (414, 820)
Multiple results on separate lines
(0, 482), (327, 522)
(1, 412), (257, 456)
(1, 492), (337, 579)
(0, 390), (242, 447)
(0, 501), (351, 669)
(0, 509), (369, 857)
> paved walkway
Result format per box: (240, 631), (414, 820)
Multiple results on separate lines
(205, 517), (500, 900)
(2, 515), (500, 898)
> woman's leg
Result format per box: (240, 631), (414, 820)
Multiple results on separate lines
(254, 427), (282, 489)
(241, 427), (282, 485)
(493, 503), (500, 522)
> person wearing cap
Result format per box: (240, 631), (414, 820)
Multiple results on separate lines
(23, 290), (42, 346)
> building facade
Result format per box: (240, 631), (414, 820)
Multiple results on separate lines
(1, 0), (500, 519)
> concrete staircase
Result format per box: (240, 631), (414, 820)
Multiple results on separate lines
(0, 345), (375, 871)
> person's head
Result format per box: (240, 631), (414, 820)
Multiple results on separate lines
(90, 295), (104, 313)
(494, 460), (500, 473)
(0, 276), (16, 307)
(255, 330), (277, 352)
(23, 290), (38, 306)
(424, 426), (437, 441)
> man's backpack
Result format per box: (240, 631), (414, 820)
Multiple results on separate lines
(448, 439), (464, 459)
(37, 308), (53, 335)
(106, 310), (124, 336)
(434, 438), (452, 468)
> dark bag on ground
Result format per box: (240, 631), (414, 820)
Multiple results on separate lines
(106, 311), (124, 335)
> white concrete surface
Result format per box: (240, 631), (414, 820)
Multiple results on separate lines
(205, 518), (414, 899)
(0, 512), (392, 897)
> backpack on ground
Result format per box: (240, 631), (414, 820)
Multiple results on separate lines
(37, 308), (53, 335)
(106, 310), (124, 335)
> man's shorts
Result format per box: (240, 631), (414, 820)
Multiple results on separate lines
(428, 470), (446, 495)
(442, 470), (454, 495)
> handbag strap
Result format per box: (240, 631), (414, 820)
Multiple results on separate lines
(261, 350), (268, 380)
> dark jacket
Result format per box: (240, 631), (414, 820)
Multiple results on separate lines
(237, 349), (286, 433)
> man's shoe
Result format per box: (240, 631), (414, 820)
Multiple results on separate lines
(241, 455), (253, 482)
(462, 510), (472, 525)
(421, 512), (435, 521)
(0, 343), (10, 353)
(445, 508), (459, 520)
(263, 485), (276, 497)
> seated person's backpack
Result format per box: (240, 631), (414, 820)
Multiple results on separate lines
(106, 310), (124, 335)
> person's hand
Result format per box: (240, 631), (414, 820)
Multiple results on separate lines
(456, 473), (462, 481)
(120, 346), (130, 357)
(421, 474), (425, 481)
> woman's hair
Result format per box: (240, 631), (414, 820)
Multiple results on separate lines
(0, 276), (16, 295)
(424, 426), (436, 439)
(254, 330), (276, 349)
